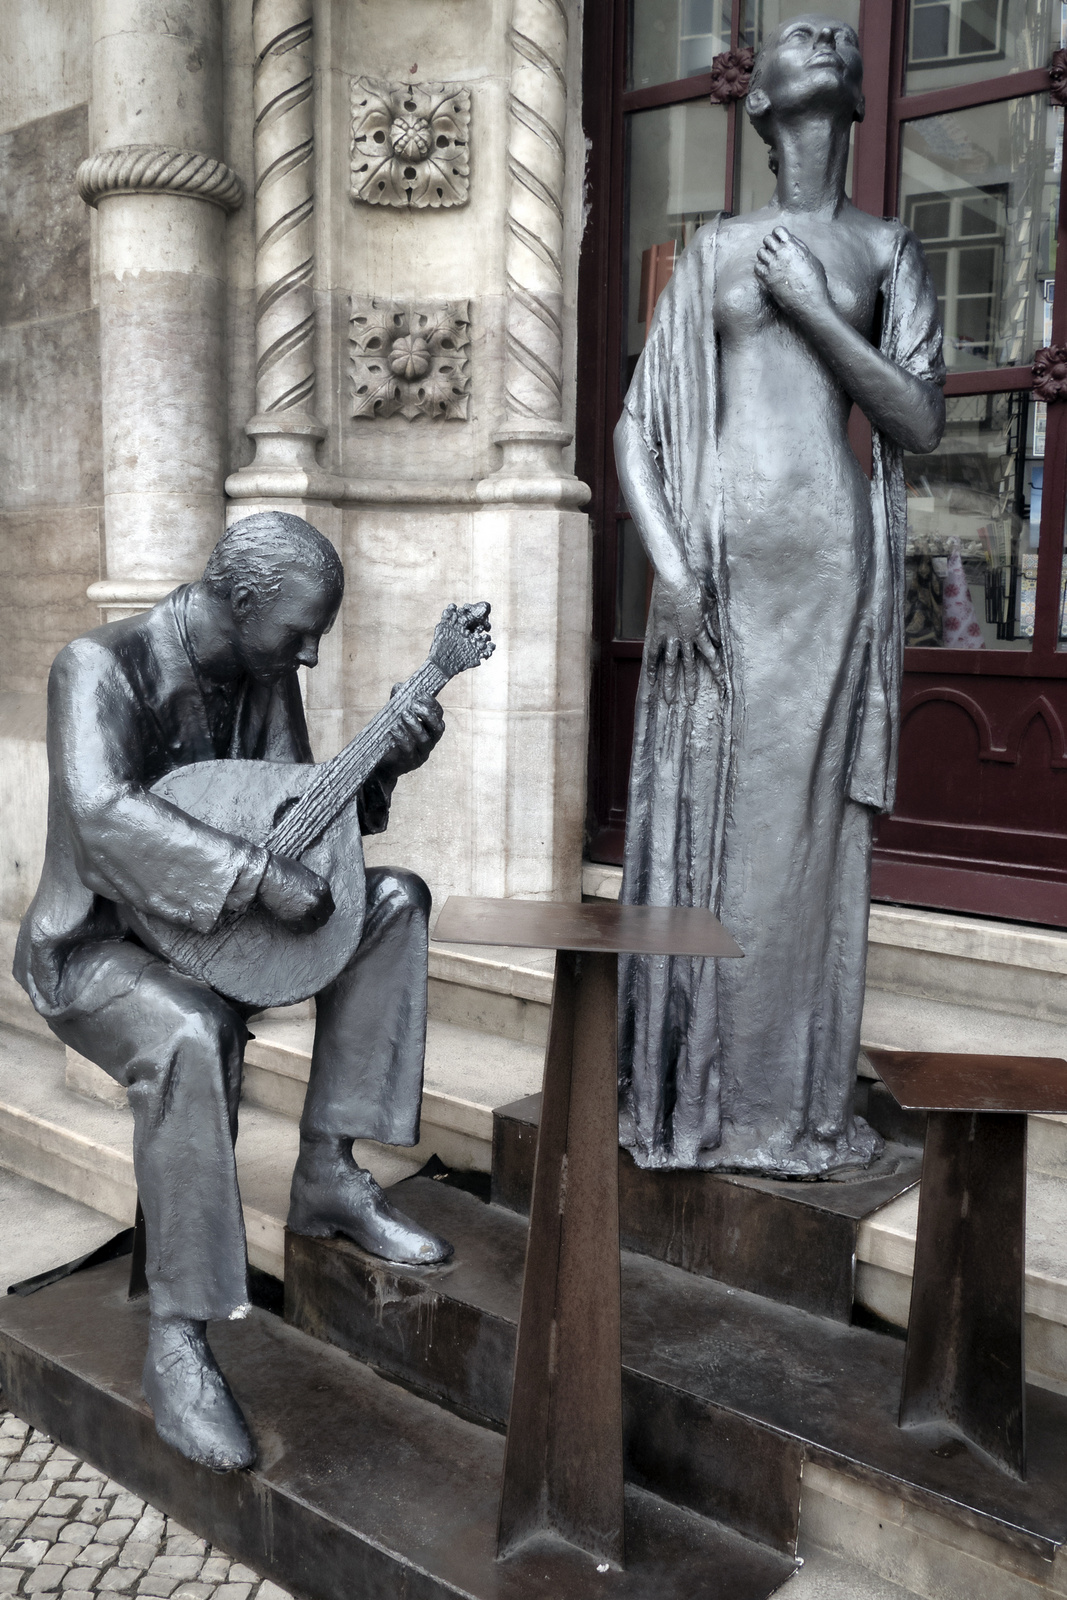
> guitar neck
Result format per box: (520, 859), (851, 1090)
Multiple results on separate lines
(266, 658), (447, 859)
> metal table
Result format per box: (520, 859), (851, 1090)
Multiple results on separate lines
(866, 1048), (1067, 1479)
(432, 896), (742, 1568)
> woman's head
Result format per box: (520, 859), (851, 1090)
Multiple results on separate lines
(746, 16), (864, 167)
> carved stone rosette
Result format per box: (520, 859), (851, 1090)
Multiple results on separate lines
(1033, 344), (1067, 402)
(501, 0), (568, 424)
(1050, 47), (1067, 106)
(250, 0), (318, 422)
(708, 47), (755, 103)
(350, 80), (471, 208)
(349, 299), (471, 420)
(76, 145), (244, 211)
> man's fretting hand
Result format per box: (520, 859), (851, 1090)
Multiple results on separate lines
(258, 854), (335, 933)
(375, 695), (446, 784)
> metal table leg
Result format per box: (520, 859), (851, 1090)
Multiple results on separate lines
(899, 1109), (1027, 1478)
(497, 948), (625, 1566)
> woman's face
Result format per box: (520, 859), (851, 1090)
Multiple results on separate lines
(750, 16), (864, 124)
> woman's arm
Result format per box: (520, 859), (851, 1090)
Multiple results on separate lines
(614, 409), (720, 703)
(754, 225), (945, 454)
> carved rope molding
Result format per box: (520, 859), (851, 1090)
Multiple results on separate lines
(503, 0), (568, 421)
(250, 0), (318, 421)
(76, 145), (244, 211)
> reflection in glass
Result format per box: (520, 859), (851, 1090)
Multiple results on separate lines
(900, 98), (1061, 372)
(905, 0), (1064, 94)
(629, 0), (731, 88)
(903, 391), (1033, 649)
(741, 0), (860, 50)
(616, 519), (652, 639)
(624, 103), (727, 376)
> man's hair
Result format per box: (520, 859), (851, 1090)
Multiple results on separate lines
(202, 513), (344, 609)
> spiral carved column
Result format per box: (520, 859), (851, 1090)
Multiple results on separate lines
(228, 0), (342, 500)
(479, 0), (587, 505)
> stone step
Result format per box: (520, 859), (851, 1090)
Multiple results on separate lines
(0, 1258), (799, 1600)
(243, 1013), (545, 1171)
(491, 1093), (924, 1324)
(284, 1176), (1067, 1579)
(0, 1026), (421, 1282)
(427, 940), (553, 1044)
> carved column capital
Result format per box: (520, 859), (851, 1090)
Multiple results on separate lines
(76, 145), (244, 211)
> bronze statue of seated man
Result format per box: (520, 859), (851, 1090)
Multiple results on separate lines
(14, 511), (456, 1473)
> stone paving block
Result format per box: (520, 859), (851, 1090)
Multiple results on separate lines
(75, 1543), (119, 1568)
(98, 1572), (138, 1594)
(170, 1586), (213, 1600)
(0, 1489), (22, 1504)
(161, 1542), (204, 1561)
(101, 1484), (128, 1500)
(98, 1523), (134, 1545)
(47, 1457), (74, 1469)
(0, 1442), (21, 1461)
(109, 1500), (143, 1522)
(224, 1569), (256, 1586)
(1, 1541), (50, 1570)
(14, 1488), (49, 1505)
(54, 1529), (92, 1552)
(5, 1466), (38, 1483)
(21, 1525), (61, 1545)
(137, 1577), (180, 1598)
(0, 1422), (29, 1441)
(0, 1569), (23, 1594)
(212, 1586), (251, 1600)
(196, 1561), (228, 1585)
(19, 1451), (49, 1467)
(36, 1506), (77, 1523)
(255, 1582), (295, 1600)
(148, 1559), (203, 1582)
(25, 1568), (70, 1594)
(77, 1501), (112, 1525)
(117, 1543), (157, 1571)
(60, 1569), (95, 1590)
(36, 1467), (71, 1485)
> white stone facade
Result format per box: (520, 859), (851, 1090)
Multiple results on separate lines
(0, 0), (592, 999)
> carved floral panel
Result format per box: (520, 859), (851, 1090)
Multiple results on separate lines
(350, 79), (470, 208)
(349, 299), (472, 420)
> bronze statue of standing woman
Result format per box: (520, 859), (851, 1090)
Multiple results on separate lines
(616, 17), (945, 1175)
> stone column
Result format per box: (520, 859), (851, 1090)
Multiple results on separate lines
(226, 0), (345, 755)
(78, 0), (243, 621)
(473, 0), (591, 902)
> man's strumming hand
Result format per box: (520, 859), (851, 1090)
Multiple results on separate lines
(258, 853), (335, 933)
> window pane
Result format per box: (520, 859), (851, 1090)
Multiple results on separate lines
(900, 97), (1062, 374)
(905, 0), (1062, 93)
(624, 102), (728, 379)
(629, 0), (731, 88)
(616, 519), (652, 638)
(740, 0), (860, 48)
(903, 391), (1033, 650)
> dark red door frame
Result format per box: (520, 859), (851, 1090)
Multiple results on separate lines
(579, 0), (1067, 927)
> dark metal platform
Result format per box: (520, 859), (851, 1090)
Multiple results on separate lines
(0, 1259), (796, 1600)
(286, 1175), (1067, 1566)
(491, 1094), (923, 1322)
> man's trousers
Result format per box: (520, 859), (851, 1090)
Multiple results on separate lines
(47, 868), (430, 1321)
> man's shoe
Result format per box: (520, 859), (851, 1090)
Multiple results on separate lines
(288, 1150), (453, 1265)
(143, 1316), (255, 1473)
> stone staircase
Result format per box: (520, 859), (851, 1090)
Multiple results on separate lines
(5, 872), (1067, 1593)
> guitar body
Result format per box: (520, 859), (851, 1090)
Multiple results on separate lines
(123, 760), (367, 1010)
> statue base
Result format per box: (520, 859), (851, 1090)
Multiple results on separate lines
(0, 1258), (795, 1600)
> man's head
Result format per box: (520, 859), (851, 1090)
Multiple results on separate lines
(201, 513), (344, 681)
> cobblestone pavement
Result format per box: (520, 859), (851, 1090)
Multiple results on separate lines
(0, 1412), (293, 1600)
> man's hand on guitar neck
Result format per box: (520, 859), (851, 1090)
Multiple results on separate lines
(258, 853), (335, 933)
(374, 695), (446, 785)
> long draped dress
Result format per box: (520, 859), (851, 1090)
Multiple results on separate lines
(618, 215), (944, 1176)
